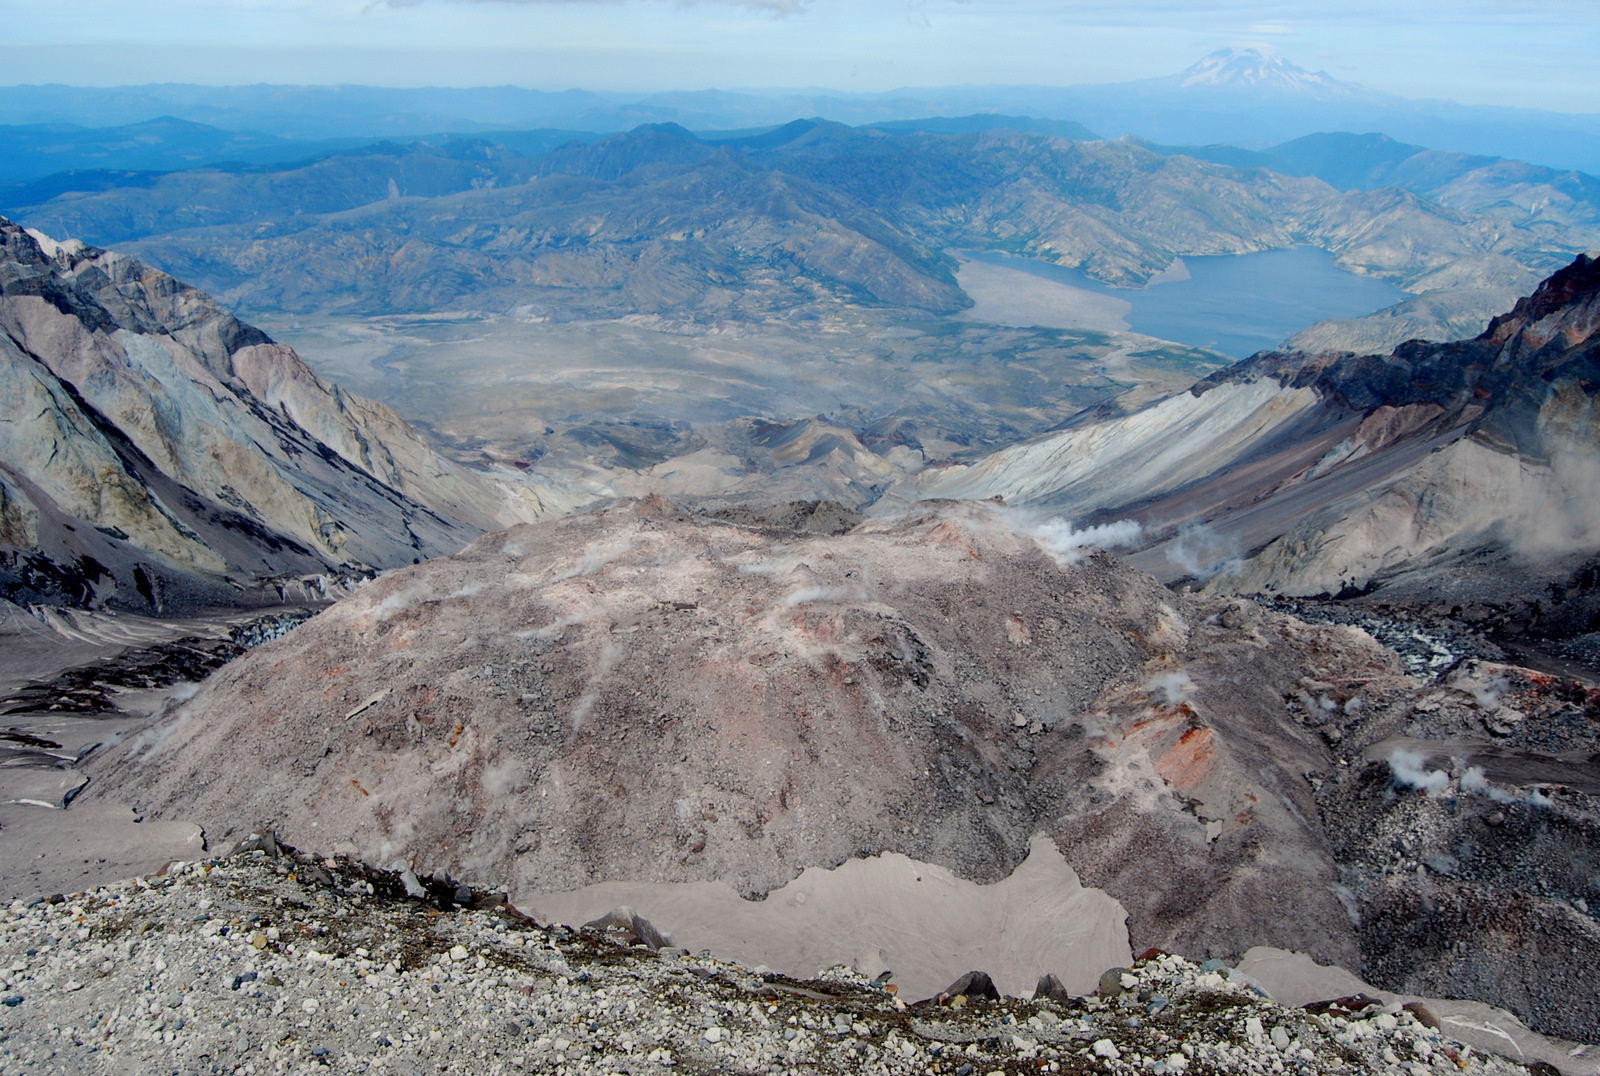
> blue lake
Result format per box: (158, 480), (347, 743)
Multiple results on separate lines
(963, 247), (1407, 359)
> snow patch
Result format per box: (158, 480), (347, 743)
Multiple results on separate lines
(24, 228), (86, 259)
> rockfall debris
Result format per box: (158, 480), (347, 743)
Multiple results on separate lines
(76, 498), (1600, 1044)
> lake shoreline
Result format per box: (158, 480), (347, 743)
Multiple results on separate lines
(956, 246), (1407, 358)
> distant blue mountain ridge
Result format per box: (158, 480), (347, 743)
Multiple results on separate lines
(6, 112), (1597, 244)
(1, 49), (1598, 173)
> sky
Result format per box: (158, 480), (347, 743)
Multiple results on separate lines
(3, 0), (1599, 112)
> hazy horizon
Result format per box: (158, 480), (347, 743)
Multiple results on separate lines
(3, 1), (1598, 114)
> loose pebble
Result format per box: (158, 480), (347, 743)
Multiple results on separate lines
(0, 850), (1545, 1076)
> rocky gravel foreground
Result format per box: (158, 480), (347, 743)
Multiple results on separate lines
(0, 843), (1548, 1076)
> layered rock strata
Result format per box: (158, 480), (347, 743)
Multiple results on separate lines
(911, 255), (1600, 637)
(0, 218), (574, 612)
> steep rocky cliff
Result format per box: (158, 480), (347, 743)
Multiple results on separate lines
(911, 255), (1600, 638)
(0, 218), (574, 612)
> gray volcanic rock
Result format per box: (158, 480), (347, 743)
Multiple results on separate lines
(1210, 255), (1600, 613)
(80, 496), (1600, 1037)
(0, 218), (573, 611)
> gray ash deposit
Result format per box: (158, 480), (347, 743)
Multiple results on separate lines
(0, 609), (314, 719)
(0, 839), (1575, 1076)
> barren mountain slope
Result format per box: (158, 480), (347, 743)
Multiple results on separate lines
(82, 497), (1600, 1038)
(912, 256), (1600, 638)
(0, 218), (572, 612)
(1164, 131), (1600, 251)
(8, 123), (1567, 326)
(1152, 130), (1600, 351)
(1286, 267), (1539, 355)
(16, 134), (967, 321)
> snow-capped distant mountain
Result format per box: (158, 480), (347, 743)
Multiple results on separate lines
(1171, 48), (1359, 98)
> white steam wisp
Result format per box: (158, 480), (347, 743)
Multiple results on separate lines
(1388, 748), (1450, 795)
(1146, 671), (1194, 706)
(1032, 518), (1143, 566)
(1165, 523), (1242, 580)
(778, 585), (860, 610)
